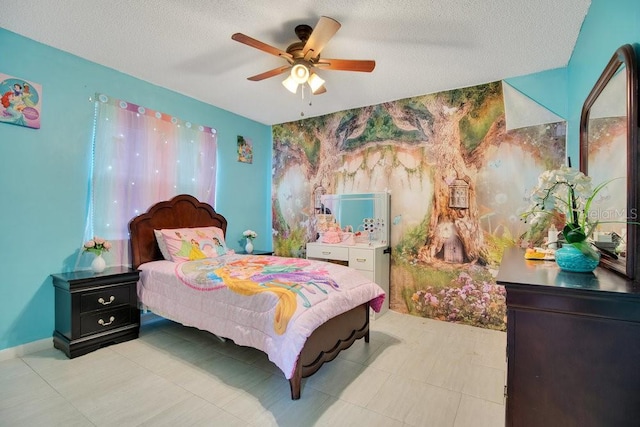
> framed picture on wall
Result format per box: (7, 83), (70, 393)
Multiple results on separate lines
(0, 73), (42, 129)
(237, 135), (253, 163)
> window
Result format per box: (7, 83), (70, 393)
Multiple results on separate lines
(87, 94), (217, 265)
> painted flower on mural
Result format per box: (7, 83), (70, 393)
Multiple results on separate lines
(411, 273), (506, 331)
(243, 229), (257, 241)
(83, 236), (111, 256)
(521, 165), (614, 259)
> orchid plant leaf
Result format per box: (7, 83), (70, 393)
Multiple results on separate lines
(521, 166), (629, 260)
(563, 223), (586, 244)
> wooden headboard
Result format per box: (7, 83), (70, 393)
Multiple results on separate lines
(128, 194), (228, 268)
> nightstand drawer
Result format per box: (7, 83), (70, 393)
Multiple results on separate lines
(80, 306), (132, 336)
(81, 285), (131, 312)
(307, 244), (349, 261)
(349, 248), (374, 271)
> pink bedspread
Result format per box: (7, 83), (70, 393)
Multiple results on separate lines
(137, 254), (385, 379)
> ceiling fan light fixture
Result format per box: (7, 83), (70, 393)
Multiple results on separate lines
(233, 17), (376, 97)
(233, 17), (376, 99)
(307, 73), (325, 93)
(282, 75), (299, 93)
(290, 62), (310, 84)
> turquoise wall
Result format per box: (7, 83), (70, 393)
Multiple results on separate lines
(3, 0), (639, 352)
(0, 28), (272, 351)
(506, 0), (640, 163)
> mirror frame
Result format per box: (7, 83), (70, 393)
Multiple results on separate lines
(580, 44), (639, 279)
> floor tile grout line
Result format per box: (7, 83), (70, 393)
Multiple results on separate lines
(18, 353), (99, 426)
(2, 311), (506, 426)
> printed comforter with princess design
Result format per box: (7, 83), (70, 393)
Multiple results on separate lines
(137, 254), (386, 379)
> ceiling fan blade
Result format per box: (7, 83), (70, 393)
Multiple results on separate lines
(315, 58), (376, 72)
(247, 65), (291, 81)
(313, 85), (327, 95)
(232, 33), (293, 61)
(303, 16), (341, 60)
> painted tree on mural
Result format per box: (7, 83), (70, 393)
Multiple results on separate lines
(272, 114), (348, 253)
(339, 83), (505, 265)
(413, 83), (504, 265)
(272, 82), (505, 261)
(273, 103), (419, 254)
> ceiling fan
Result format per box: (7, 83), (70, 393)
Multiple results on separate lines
(231, 16), (375, 95)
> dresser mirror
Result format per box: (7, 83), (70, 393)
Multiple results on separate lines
(580, 44), (639, 279)
(319, 192), (390, 245)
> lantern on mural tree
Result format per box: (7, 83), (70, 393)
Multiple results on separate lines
(314, 186), (327, 214)
(449, 179), (469, 209)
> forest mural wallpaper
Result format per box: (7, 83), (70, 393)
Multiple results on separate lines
(272, 81), (565, 331)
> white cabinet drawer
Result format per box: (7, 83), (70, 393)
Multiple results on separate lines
(307, 244), (349, 261)
(349, 248), (374, 271)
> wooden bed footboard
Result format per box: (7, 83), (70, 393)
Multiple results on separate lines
(289, 302), (370, 400)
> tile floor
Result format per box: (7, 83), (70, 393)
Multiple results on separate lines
(0, 311), (506, 426)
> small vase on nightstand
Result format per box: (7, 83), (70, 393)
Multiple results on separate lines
(91, 254), (106, 273)
(245, 239), (254, 254)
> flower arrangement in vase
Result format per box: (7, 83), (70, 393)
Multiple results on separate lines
(521, 165), (617, 272)
(83, 236), (111, 273)
(242, 229), (257, 254)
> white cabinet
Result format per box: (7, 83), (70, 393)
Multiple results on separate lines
(308, 191), (390, 318)
(306, 242), (389, 318)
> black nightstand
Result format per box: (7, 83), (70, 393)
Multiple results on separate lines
(51, 266), (140, 358)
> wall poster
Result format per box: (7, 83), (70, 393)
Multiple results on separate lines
(0, 73), (41, 129)
(237, 135), (253, 163)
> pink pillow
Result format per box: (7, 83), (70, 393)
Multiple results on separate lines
(159, 227), (228, 262)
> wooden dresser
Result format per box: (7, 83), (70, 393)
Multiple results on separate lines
(497, 247), (640, 427)
(52, 266), (140, 358)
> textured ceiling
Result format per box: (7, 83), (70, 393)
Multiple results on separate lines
(0, 0), (591, 125)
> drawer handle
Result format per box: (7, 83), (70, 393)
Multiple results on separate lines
(321, 251), (332, 255)
(98, 296), (115, 305)
(98, 316), (115, 326)
(356, 258), (367, 262)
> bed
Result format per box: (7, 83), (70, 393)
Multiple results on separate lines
(129, 194), (386, 400)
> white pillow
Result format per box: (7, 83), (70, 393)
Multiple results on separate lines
(154, 229), (172, 260)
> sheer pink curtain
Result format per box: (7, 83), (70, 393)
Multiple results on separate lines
(83, 94), (217, 267)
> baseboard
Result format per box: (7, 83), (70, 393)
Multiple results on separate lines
(0, 338), (52, 362)
(0, 313), (162, 362)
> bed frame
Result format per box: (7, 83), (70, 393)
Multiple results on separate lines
(129, 194), (370, 399)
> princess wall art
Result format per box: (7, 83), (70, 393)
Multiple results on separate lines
(0, 73), (42, 129)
